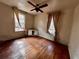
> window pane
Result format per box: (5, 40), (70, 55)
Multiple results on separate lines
(48, 16), (55, 36)
(19, 13), (25, 29)
(14, 12), (25, 32)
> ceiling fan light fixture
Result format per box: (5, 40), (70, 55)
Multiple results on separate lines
(27, 1), (48, 13)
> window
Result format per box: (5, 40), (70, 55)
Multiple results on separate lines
(48, 16), (55, 36)
(14, 12), (25, 32)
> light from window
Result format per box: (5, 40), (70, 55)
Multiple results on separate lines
(14, 12), (25, 32)
(48, 16), (55, 36)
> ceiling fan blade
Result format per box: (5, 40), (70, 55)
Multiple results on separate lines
(30, 8), (43, 13)
(30, 9), (35, 11)
(39, 4), (48, 8)
(27, 1), (36, 7)
(38, 8), (43, 13)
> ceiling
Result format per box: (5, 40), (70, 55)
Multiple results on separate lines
(0, 0), (79, 15)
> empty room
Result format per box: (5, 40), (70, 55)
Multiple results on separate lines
(0, 0), (79, 59)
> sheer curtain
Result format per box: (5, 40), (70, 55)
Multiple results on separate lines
(48, 16), (55, 36)
(47, 12), (61, 41)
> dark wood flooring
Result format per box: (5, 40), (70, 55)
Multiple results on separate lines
(0, 36), (70, 59)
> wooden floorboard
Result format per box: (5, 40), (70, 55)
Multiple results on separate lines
(0, 36), (70, 59)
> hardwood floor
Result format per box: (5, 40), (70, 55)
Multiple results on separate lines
(0, 36), (70, 59)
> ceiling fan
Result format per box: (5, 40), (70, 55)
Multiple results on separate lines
(27, 1), (48, 13)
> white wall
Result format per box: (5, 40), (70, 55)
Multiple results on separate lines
(0, 3), (34, 41)
(34, 13), (54, 40)
(58, 8), (74, 45)
(69, 4), (79, 59)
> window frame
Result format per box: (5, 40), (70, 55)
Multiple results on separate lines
(14, 11), (25, 32)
